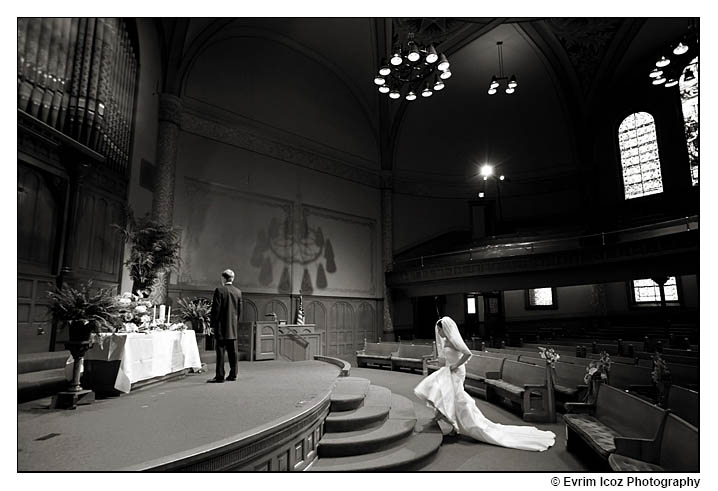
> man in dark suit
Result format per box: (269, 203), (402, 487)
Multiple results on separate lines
(208, 269), (242, 383)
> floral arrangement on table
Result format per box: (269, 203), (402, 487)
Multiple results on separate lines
(584, 351), (612, 384)
(538, 346), (561, 368)
(114, 290), (186, 333)
(176, 297), (213, 335)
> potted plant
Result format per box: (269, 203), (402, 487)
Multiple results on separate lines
(48, 281), (122, 341)
(47, 281), (121, 394)
(114, 209), (181, 304)
(176, 297), (213, 350)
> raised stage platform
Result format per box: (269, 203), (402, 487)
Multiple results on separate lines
(18, 360), (340, 472)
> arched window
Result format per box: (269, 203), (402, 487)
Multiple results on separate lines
(619, 112), (663, 199)
(679, 56), (699, 186)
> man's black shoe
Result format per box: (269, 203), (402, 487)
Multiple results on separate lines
(225, 376), (237, 381)
(207, 378), (225, 383)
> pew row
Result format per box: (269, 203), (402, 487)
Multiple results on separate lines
(667, 385), (699, 427)
(355, 342), (399, 369)
(484, 360), (550, 422)
(563, 384), (668, 464)
(390, 343), (435, 373)
(608, 414), (699, 472)
(464, 355), (505, 399)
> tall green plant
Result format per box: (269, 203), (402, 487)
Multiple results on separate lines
(114, 210), (181, 294)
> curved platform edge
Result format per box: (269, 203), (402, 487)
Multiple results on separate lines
(121, 387), (333, 472)
(314, 355), (352, 377)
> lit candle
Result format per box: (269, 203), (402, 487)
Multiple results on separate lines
(167, 306), (171, 324)
(153, 305), (157, 323)
(159, 305), (166, 324)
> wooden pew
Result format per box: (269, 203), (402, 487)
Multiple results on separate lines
(390, 343), (435, 373)
(471, 350), (520, 362)
(553, 361), (589, 408)
(669, 363), (699, 391)
(608, 414), (699, 472)
(355, 342), (399, 369)
(608, 364), (652, 390)
(464, 354), (506, 399)
(484, 360), (550, 421)
(563, 384), (668, 464)
(667, 385), (699, 427)
(587, 353), (637, 365)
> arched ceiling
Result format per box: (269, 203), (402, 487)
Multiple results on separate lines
(155, 17), (696, 186)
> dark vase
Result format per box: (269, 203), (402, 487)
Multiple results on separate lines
(68, 321), (93, 342)
(205, 334), (215, 351)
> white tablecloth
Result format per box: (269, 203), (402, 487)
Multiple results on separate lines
(84, 331), (202, 393)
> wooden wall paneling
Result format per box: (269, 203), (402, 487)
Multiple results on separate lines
(264, 298), (289, 324)
(305, 299), (327, 354)
(17, 274), (56, 354)
(242, 298), (258, 323)
(329, 301), (355, 357)
(357, 301), (377, 345)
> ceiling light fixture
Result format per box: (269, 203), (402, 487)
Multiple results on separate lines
(374, 32), (451, 101)
(649, 20), (698, 90)
(487, 41), (518, 96)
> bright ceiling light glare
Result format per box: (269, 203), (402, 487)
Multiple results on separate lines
(437, 53), (450, 71)
(505, 87), (515, 94)
(433, 78), (445, 91)
(478, 192), (485, 198)
(673, 42), (689, 56)
(652, 77), (667, 85)
(488, 88), (497, 95)
(499, 175), (505, 181)
(407, 44), (421, 62)
(422, 86), (433, 97)
(665, 78), (679, 88)
(440, 70), (452, 80)
(390, 51), (403, 66)
(480, 164), (494, 178)
(378, 85), (390, 93)
(405, 91), (417, 101)
(426, 44), (438, 64)
(389, 89), (401, 99)
(649, 68), (663, 78)
(374, 75), (385, 85)
(656, 56), (671, 68)
(379, 64), (391, 76)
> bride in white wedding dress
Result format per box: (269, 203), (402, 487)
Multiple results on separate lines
(414, 316), (556, 452)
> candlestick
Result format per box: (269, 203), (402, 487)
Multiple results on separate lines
(167, 306), (171, 324)
(153, 305), (157, 323)
(159, 305), (166, 324)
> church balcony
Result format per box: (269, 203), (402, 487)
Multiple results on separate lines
(386, 216), (698, 296)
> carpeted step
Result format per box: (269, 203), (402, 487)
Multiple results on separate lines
(310, 428), (443, 472)
(18, 351), (71, 374)
(318, 418), (416, 457)
(324, 404), (390, 433)
(18, 368), (68, 403)
(330, 377), (371, 411)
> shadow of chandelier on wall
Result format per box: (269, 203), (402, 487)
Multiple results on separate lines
(250, 210), (336, 294)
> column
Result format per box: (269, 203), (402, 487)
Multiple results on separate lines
(381, 171), (394, 341)
(152, 93), (182, 225)
(151, 94), (182, 304)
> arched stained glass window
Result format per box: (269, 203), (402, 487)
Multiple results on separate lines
(618, 112), (664, 199)
(679, 56), (699, 186)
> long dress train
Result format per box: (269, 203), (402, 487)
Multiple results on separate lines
(414, 345), (556, 452)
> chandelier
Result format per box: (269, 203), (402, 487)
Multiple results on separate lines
(649, 22), (698, 88)
(487, 41), (518, 95)
(373, 32), (451, 101)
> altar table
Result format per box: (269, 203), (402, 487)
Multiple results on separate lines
(84, 331), (202, 393)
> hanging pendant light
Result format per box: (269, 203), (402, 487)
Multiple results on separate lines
(673, 42), (689, 55)
(652, 77), (667, 85)
(437, 53), (450, 71)
(421, 84), (433, 97)
(389, 89), (401, 99)
(656, 56), (671, 68)
(426, 44), (438, 63)
(649, 68), (663, 78)
(665, 78), (679, 87)
(374, 75), (385, 85)
(378, 85), (390, 94)
(405, 90), (417, 101)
